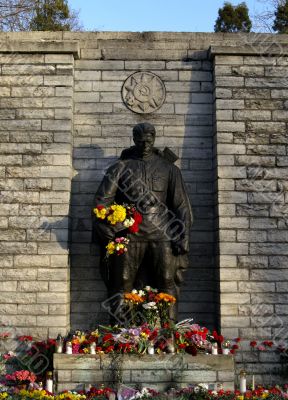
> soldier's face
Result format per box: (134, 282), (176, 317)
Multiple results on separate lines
(133, 133), (155, 157)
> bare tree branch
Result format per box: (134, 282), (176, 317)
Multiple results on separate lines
(253, 0), (286, 32)
(0, 0), (83, 31)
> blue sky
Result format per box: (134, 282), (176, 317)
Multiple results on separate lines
(68, 0), (268, 32)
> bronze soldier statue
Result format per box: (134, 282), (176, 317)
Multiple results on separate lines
(92, 122), (193, 323)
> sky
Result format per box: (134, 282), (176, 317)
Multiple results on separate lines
(68, 0), (269, 32)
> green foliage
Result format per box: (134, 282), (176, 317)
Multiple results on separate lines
(214, 2), (252, 32)
(273, 0), (288, 33)
(29, 0), (71, 31)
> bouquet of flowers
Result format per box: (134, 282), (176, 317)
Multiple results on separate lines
(124, 287), (176, 327)
(5, 369), (36, 385)
(93, 203), (142, 257)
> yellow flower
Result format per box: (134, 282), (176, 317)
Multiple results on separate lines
(93, 207), (107, 219)
(106, 241), (116, 254)
(107, 205), (126, 225)
(0, 394), (8, 399)
(83, 347), (89, 354)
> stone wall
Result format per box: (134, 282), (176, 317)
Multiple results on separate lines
(54, 353), (235, 392)
(0, 40), (79, 338)
(0, 32), (287, 383)
(212, 43), (288, 383)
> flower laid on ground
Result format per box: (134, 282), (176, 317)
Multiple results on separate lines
(5, 370), (36, 384)
(0, 333), (10, 341)
(17, 336), (33, 343)
(123, 287), (176, 326)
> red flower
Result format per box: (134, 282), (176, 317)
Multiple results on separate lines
(250, 341), (257, 348)
(217, 335), (224, 344)
(97, 205), (105, 210)
(235, 337), (241, 342)
(175, 331), (180, 340)
(129, 223), (139, 233)
(263, 340), (273, 347)
(102, 333), (113, 342)
(133, 211), (142, 224)
(230, 349), (235, 354)
(18, 335), (33, 342)
(178, 343), (187, 349)
(232, 344), (239, 350)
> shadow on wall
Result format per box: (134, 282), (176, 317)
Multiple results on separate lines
(70, 144), (118, 330)
(179, 50), (218, 329)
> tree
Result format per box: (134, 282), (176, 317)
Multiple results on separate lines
(272, 0), (288, 33)
(253, 0), (285, 32)
(0, 0), (83, 31)
(214, 2), (252, 33)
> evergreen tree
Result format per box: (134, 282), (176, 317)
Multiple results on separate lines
(272, 0), (288, 33)
(214, 2), (252, 32)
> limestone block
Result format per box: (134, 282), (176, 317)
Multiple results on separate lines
(0, 76), (43, 86)
(44, 76), (73, 86)
(250, 243), (288, 255)
(0, 292), (36, 304)
(233, 88), (270, 99)
(218, 166), (246, 179)
(215, 55), (244, 65)
(38, 268), (68, 281)
(76, 60), (124, 70)
(234, 110), (271, 121)
(0, 143), (41, 154)
(0, 119), (41, 131)
(216, 99), (244, 110)
(45, 54), (74, 64)
(37, 315), (68, 327)
(11, 87), (55, 97)
(18, 304), (48, 316)
(18, 281), (48, 292)
(270, 256), (288, 268)
(37, 292), (68, 304)
(2, 65), (56, 75)
(216, 76), (244, 87)
(75, 71), (101, 81)
(238, 282), (275, 292)
(219, 242), (248, 255)
(215, 88), (232, 98)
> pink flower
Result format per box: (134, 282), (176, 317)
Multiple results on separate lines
(257, 345), (265, 351)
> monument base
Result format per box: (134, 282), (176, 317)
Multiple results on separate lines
(54, 353), (235, 393)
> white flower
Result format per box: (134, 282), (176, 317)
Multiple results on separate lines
(138, 290), (145, 297)
(132, 289), (138, 294)
(197, 383), (209, 391)
(142, 301), (157, 310)
(145, 286), (151, 291)
(123, 217), (135, 227)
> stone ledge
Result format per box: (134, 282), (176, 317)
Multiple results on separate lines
(0, 40), (80, 59)
(54, 353), (235, 392)
(209, 44), (288, 57)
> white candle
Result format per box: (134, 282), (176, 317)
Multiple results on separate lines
(56, 344), (63, 353)
(222, 348), (230, 355)
(148, 345), (155, 355)
(251, 375), (255, 390)
(212, 343), (218, 355)
(108, 393), (116, 400)
(66, 342), (72, 354)
(90, 343), (96, 355)
(239, 371), (246, 394)
(45, 372), (53, 393)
